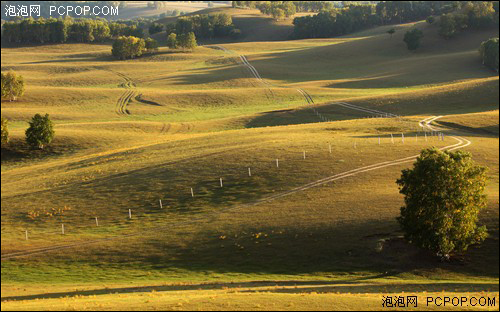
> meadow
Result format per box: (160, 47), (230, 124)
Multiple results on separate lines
(1, 11), (499, 311)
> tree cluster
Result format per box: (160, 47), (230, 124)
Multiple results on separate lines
(2, 17), (144, 44)
(257, 1), (296, 20)
(149, 22), (164, 35)
(479, 37), (499, 72)
(166, 32), (198, 50)
(438, 2), (499, 39)
(293, 4), (378, 38)
(1, 70), (25, 102)
(292, 1), (484, 39)
(169, 13), (240, 39)
(112, 36), (147, 60)
(233, 1), (334, 13)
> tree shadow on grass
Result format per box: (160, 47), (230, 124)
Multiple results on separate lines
(149, 221), (499, 280)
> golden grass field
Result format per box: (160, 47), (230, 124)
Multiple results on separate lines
(1, 10), (499, 311)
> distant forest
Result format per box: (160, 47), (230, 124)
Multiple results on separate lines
(2, 18), (144, 44)
(292, 1), (499, 39)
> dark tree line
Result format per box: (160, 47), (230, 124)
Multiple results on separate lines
(292, 1), (499, 39)
(166, 13), (241, 39)
(2, 17), (144, 44)
(292, 4), (379, 38)
(232, 1), (334, 13)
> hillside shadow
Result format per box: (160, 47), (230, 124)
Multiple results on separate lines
(144, 220), (499, 280)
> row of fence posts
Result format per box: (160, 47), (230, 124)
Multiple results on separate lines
(22, 129), (446, 239)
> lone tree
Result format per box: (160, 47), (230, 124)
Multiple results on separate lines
(403, 28), (424, 51)
(25, 113), (55, 150)
(387, 28), (396, 38)
(397, 148), (488, 260)
(1, 70), (25, 101)
(479, 37), (499, 72)
(1, 117), (9, 146)
(178, 32), (197, 50)
(167, 33), (178, 49)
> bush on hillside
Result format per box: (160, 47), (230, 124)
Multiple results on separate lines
(397, 148), (488, 260)
(25, 113), (55, 150)
(403, 28), (423, 51)
(479, 37), (499, 72)
(166, 33), (178, 49)
(1, 70), (25, 102)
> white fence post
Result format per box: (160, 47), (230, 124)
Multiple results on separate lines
(95, 217), (99, 226)
(128, 209), (132, 219)
(61, 224), (65, 235)
(220, 178), (223, 187)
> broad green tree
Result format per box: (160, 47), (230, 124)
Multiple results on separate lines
(1, 117), (9, 146)
(167, 33), (178, 49)
(403, 28), (423, 51)
(1, 70), (25, 101)
(178, 32), (197, 50)
(397, 148), (488, 260)
(25, 113), (55, 150)
(479, 37), (499, 72)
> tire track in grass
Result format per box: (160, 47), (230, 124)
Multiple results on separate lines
(98, 67), (136, 115)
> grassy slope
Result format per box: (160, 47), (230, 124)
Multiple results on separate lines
(1, 17), (499, 311)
